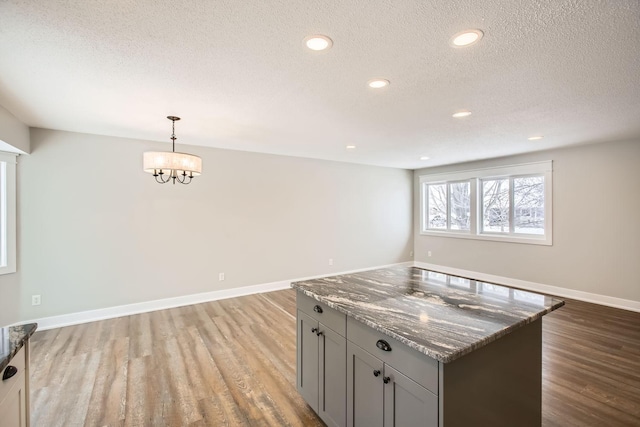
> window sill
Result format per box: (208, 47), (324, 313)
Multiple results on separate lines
(419, 230), (552, 246)
(0, 266), (16, 275)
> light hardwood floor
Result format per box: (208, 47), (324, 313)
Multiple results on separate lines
(29, 290), (640, 426)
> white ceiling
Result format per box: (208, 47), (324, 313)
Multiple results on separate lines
(1, 0), (639, 169)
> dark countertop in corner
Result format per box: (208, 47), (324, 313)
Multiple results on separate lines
(291, 266), (564, 363)
(0, 323), (37, 372)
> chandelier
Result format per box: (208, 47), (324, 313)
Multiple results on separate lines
(143, 116), (202, 184)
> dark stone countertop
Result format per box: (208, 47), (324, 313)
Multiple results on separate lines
(0, 323), (38, 372)
(291, 266), (564, 363)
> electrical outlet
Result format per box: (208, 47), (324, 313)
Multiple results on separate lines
(428, 251), (432, 257)
(328, 258), (333, 266)
(219, 273), (225, 281)
(32, 295), (41, 306)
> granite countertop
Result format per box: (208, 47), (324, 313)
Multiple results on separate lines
(291, 266), (564, 363)
(0, 323), (38, 372)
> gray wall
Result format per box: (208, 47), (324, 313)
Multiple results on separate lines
(414, 139), (640, 302)
(0, 128), (413, 325)
(2, 127), (636, 326)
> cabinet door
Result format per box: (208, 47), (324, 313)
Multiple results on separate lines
(297, 310), (319, 411)
(347, 342), (384, 427)
(0, 371), (27, 427)
(383, 365), (437, 427)
(318, 324), (347, 427)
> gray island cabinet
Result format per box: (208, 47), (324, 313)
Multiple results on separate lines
(292, 266), (564, 427)
(297, 293), (347, 427)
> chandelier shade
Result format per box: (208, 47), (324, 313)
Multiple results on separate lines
(143, 151), (202, 176)
(143, 116), (202, 184)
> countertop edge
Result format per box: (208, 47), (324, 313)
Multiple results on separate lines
(292, 284), (564, 363)
(0, 323), (38, 372)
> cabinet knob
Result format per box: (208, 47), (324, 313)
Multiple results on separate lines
(2, 365), (18, 381)
(373, 370), (381, 377)
(383, 376), (391, 384)
(313, 305), (323, 314)
(311, 327), (318, 334)
(376, 339), (392, 352)
(316, 330), (324, 337)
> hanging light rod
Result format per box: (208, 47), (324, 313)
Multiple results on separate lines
(143, 116), (202, 184)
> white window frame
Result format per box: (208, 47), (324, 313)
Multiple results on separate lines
(422, 180), (472, 234)
(0, 152), (17, 274)
(420, 161), (552, 245)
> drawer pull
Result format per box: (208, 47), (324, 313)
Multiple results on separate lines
(313, 305), (323, 314)
(2, 365), (18, 381)
(376, 339), (392, 352)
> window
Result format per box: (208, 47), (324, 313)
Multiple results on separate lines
(424, 181), (470, 231)
(420, 161), (552, 245)
(481, 175), (545, 235)
(0, 152), (17, 275)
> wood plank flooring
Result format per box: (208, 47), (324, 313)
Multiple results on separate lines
(29, 290), (640, 426)
(541, 298), (640, 426)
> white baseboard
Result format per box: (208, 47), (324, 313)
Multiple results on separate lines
(15, 260), (637, 330)
(18, 261), (413, 331)
(414, 261), (640, 313)
(23, 280), (290, 331)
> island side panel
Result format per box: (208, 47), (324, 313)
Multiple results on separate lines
(439, 318), (542, 427)
(25, 340), (30, 427)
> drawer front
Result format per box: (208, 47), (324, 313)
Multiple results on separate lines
(0, 346), (26, 406)
(347, 317), (438, 394)
(297, 292), (346, 336)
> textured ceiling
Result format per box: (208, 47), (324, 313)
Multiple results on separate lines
(0, 0), (639, 169)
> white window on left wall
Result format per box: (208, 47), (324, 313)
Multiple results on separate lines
(0, 151), (17, 275)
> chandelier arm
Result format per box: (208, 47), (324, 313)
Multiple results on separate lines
(153, 169), (171, 184)
(169, 170), (194, 185)
(154, 172), (171, 184)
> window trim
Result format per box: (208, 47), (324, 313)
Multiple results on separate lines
(0, 151), (17, 275)
(419, 161), (552, 246)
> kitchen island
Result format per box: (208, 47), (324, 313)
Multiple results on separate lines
(292, 266), (564, 427)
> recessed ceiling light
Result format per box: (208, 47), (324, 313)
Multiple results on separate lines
(450, 29), (484, 47)
(346, 145), (356, 150)
(452, 110), (472, 118)
(528, 136), (544, 141)
(420, 156), (431, 160)
(368, 79), (390, 89)
(304, 35), (333, 51)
